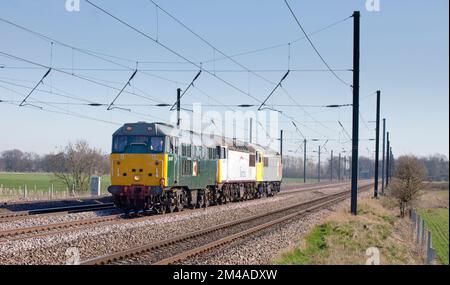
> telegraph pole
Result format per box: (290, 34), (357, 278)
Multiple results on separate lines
(280, 130), (283, 163)
(318, 146), (321, 182)
(381, 118), (386, 195)
(338, 153), (341, 181)
(330, 150), (334, 181)
(176, 88), (181, 129)
(386, 132), (390, 187)
(351, 11), (360, 215)
(249, 118), (253, 144)
(374, 91), (381, 198)
(389, 146), (394, 178)
(344, 156), (347, 180)
(303, 139), (307, 183)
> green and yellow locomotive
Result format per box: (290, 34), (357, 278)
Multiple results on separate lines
(108, 122), (282, 214)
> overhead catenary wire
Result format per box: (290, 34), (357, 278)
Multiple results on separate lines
(84, 0), (262, 104)
(282, 112), (329, 139)
(0, 52), (176, 125)
(338, 121), (352, 140)
(18, 68), (51, 107)
(0, 76), (167, 107)
(0, 10), (347, 143)
(359, 111), (373, 131)
(0, 79), (96, 104)
(0, 100), (173, 107)
(0, 81), (171, 125)
(258, 70), (290, 111)
(0, 84), (121, 125)
(200, 15), (352, 64)
(148, 0), (277, 86)
(280, 86), (342, 134)
(0, 3), (358, 151)
(0, 76), (250, 137)
(0, 65), (351, 73)
(0, 51), (169, 107)
(291, 121), (305, 140)
(0, 16), (187, 86)
(170, 70), (202, 111)
(107, 69), (138, 111)
(283, 0), (351, 87)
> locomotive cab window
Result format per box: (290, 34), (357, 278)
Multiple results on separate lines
(149, 137), (164, 152)
(112, 136), (127, 153)
(112, 135), (165, 154)
(249, 154), (256, 167)
(256, 152), (262, 163)
(216, 146), (227, 159)
(168, 137), (176, 154)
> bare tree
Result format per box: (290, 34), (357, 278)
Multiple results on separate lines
(388, 155), (427, 217)
(49, 140), (104, 195)
(1, 149), (24, 172)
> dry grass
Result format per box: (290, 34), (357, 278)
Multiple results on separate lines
(413, 182), (449, 209)
(276, 197), (424, 265)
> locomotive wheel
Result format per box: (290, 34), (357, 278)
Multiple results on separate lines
(218, 193), (225, 205)
(202, 189), (210, 208)
(211, 188), (218, 206)
(165, 202), (176, 214)
(175, 190), (188, 212)
(164, 191), (176, 213)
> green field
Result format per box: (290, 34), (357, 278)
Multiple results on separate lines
(0, 174), (327, 194)
(418, 208), (449, 265)
(0, 172), (111, 194)
(282, 178), (327, 184)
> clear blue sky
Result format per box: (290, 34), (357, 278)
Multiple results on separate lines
(0, 0), (448, 159)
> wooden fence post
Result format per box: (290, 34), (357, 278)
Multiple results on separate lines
(416, 216), (421, 244)
(426, 230), (435, 265)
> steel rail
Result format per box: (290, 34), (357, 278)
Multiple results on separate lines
(154, 195), (348, 265)
(0, 215), (120, 239)
(0, 181), (349, 222)
(0, 203), (115, 221)
(156, 184), (371, 265)
(81, 183), (372, 265)
(0, 182), (368, 242)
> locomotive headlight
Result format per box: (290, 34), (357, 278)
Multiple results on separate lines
(134, 175), (141, 182)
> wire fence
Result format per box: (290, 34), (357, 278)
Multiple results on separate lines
(409, 209), (436, 265)
(0, 183), (108, 202)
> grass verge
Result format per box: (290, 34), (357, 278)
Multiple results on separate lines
(275, 198), (421, 265)
(418, 208), (449, 265)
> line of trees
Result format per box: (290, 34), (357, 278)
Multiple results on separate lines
(0, 145), (109, 175)
(282, 154), (448, 182)
(0, 146), (448, 184)
(282, 155), (376, 180)
(0, 141), (109, 193)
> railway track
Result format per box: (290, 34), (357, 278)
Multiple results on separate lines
(0, 214), (120, 240)
(0, 182), (341, 223)
(0, 181), (361, 242)
(0, 203), (115, 222)
(81, 183), (372, 265)
(278, 181), (352, 196)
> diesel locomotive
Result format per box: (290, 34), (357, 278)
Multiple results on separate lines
(107, 122), (282, 214)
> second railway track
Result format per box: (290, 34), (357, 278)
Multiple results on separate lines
(81, 183), (372, 265)
(0, 181), (360, 241)
(0, 202), (115, 222)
